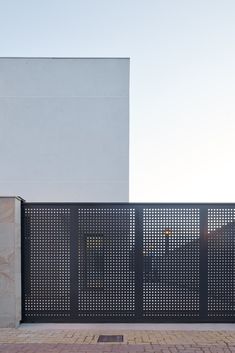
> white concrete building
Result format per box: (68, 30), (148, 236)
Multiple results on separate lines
(0, 58), (129, 202)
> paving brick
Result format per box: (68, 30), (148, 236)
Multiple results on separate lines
(1, 330), (235, 353)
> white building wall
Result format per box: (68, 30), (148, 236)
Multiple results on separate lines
(0, 58), (129, 201)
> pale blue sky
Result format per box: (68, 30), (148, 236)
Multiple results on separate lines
(1, 0), (235, 202)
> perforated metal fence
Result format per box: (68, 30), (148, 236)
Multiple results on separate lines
(22, 203), (235, 322)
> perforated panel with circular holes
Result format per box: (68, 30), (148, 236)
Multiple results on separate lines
(143, 208), (200, 319)
(208, 208), (235, 318)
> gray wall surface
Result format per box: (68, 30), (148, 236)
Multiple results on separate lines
(0, 58), (129, 201)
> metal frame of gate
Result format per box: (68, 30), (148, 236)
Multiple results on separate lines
(21, 202), (235, 323)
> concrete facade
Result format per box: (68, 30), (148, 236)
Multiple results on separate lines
(0, 58), (129, 327)
(0, 197), (21, 327)
(0, 57), (129, 202)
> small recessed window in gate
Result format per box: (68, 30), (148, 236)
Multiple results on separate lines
(85, 235), (104, 289)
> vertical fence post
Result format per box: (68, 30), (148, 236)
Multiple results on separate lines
(199, 205), (208, 321)
(0, 197), (22, 327)
(135, 205), (143, 321)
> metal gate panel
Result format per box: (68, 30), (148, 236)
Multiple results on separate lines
(23, 206), (71, 320)
(143, 207), (200, 319)
(21, 203), (235, 323)
(208, 208), (235, 319)
(76, 207), (136, 320)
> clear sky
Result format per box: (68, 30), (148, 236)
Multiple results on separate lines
(1, 0), (235, 202)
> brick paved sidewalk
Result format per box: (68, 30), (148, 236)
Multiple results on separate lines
(1, 328), (235, 352)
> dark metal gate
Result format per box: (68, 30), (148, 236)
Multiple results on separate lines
(22, 203), (235, 322)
